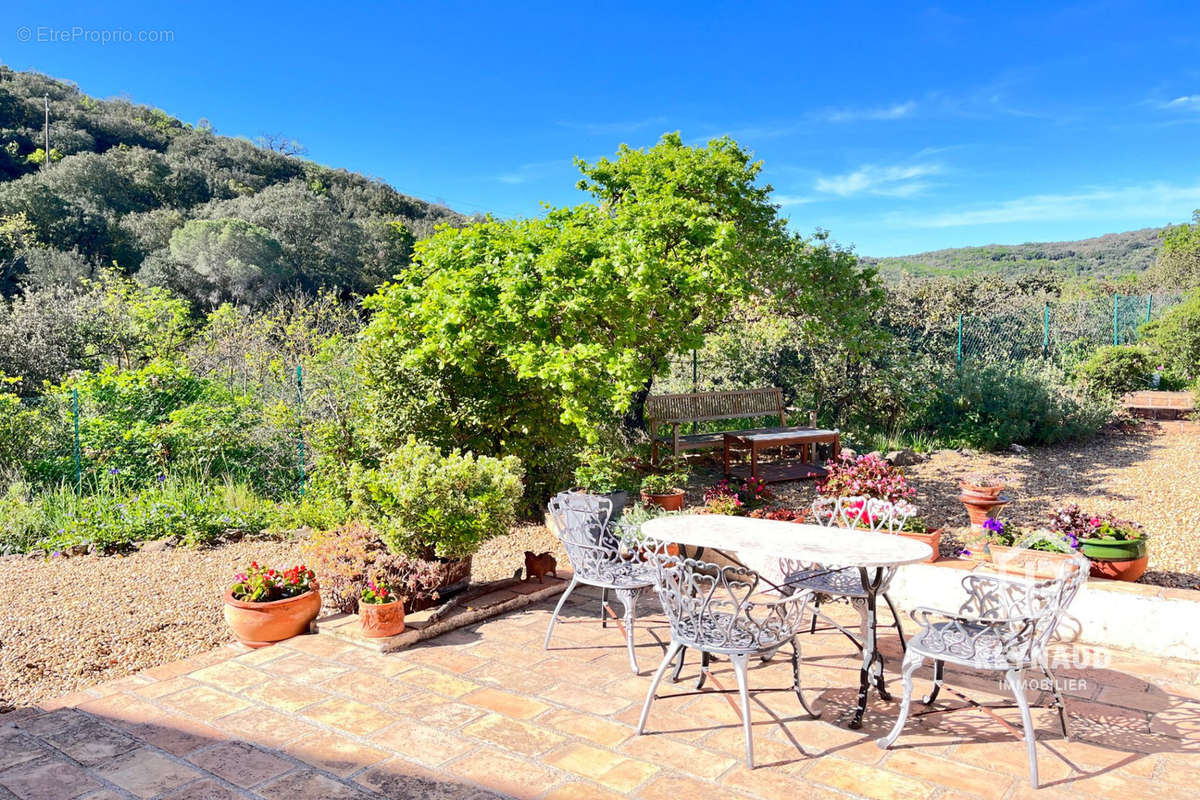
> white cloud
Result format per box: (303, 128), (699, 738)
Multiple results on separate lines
(493, 159), (566, 185)
(773, 193), (819, 207)
(816, 101), (917, 123)
(1163, 95), (1200, 112)
(888, 181), (1200, 228)
(813, 163), (942, 198)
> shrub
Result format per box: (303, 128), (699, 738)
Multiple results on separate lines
(299, 521), (443, 613)
(573, 449), (638, 494)
(1141, 290), (1200, 385)
(907, 362), (1111, 451)
(348, 438), (524, 560)
(1075, 346), (1152, 398)
(818, 452), (914, 503)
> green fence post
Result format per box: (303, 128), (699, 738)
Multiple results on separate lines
(956, 314), (963, 369)
(1042, 302), (1050, 358)
(295, 364), (306, 495)
(71, 388), (81, 490)
(1146, 295), (1153, 325)
(691, 350), (698, 434)
(1112, 294), (1120, 346)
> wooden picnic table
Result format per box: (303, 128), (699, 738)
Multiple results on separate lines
(723, 426), (840, 484)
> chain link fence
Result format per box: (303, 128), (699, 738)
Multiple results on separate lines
(12, 358), (311, 497)
(660, 293), (1182, 396)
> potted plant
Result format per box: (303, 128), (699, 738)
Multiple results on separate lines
(1049, 505), (1148, 582)
(981, 520), (1077, 579)
(959, 473), (1006, 499)
(897, 515), (942, 563)
(639, 460), (689, 511)
(958, 473), (1010, 527)
(223, 562), (321, 648)
(358, 580), (406, 638)
(348, 437), (524, 594)
(819, 453), (916, 504)
(573, 448), (638, 517)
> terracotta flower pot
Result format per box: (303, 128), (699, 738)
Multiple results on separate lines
(895, 528), (941, 563)
(959, 480), (1005, 499)
(959, 493), (1010, 527)
(223, 588), (321, 648)
(359, 600), (406, 638)
(1080, 536), (1148, 582)
(641, 489), (685, 512)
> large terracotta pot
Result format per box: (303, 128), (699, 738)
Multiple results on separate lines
(640, 489), (685, 512)
(895, 528), (941, 563)
(959, 493), (1010, 527)
(359, 600), (406, 638)
(986, 546), (1076, 580)
(223, 588), (321, 648)
(1080, 536), (1149, 582)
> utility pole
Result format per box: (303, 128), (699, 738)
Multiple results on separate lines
(43, 95), (50, 169)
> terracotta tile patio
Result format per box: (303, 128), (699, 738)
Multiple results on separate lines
(3, 583), (1199, 799)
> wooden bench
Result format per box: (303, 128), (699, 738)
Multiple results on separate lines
(646, 387), (813, 462)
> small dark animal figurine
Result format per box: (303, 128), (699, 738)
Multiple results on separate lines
(524, 551), (558, 583)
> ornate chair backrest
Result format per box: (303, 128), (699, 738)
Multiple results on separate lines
(642, 539), (807, 651)
(547, 491), (623, 582)
(810, 495), (914, 532)
(958, 554), (1088, 664)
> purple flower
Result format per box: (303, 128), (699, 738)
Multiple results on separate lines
(108, 467), (119, 475)
(982, 518), (1004, 534)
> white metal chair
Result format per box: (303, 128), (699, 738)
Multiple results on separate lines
(795, 496), (913, 653)
(544, 491), (655, 673)
(636, 540), (816, 767)
(877, 555), (1088, 788)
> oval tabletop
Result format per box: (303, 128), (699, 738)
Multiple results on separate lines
(641, 514), (932, 569)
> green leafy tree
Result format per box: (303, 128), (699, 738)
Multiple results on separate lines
(159, 217), (292, 306)
(1148, 210), (1200, 290)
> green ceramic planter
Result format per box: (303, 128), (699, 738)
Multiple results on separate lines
(1079, 536), (1149, 582)
(1079, 536), (1148, 561)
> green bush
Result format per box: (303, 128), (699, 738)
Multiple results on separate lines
(908, 362), (1111, 451)
(28, 360), (294, 493)
(1141, 290), (1200, 385)
(348, 438), (524, 560)
(1075, 346), (1152, 398)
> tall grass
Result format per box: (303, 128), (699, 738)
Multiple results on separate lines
(0, 473), (347, 555)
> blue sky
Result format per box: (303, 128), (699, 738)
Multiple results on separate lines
(4, 0), (1200, 256)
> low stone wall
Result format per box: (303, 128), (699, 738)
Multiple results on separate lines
(888, 559), (1200, 662)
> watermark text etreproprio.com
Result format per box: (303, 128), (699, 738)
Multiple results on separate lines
(16, 26), (175, 44)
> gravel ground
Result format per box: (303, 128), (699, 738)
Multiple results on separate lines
(695, 420), (1200, 589)
(0, 526), (558, 710)
(2, 422), (1194, 708)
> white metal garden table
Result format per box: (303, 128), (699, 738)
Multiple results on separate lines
(641, 514), (931, 728)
